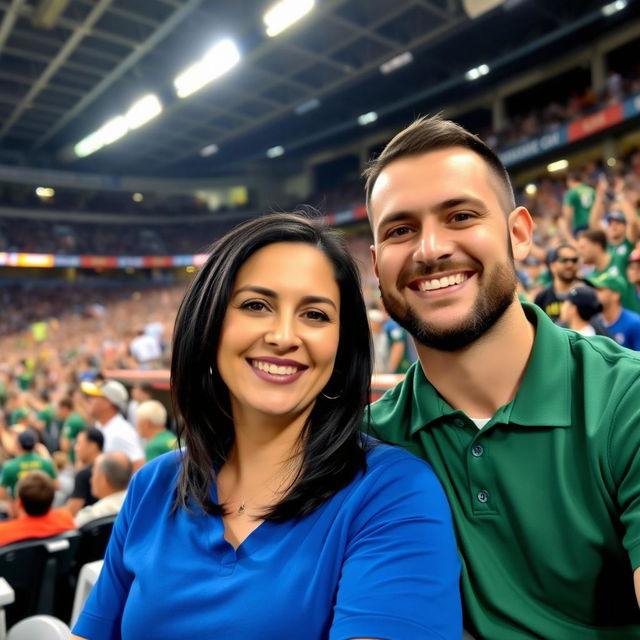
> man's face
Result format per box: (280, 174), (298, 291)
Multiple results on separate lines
(369, 147), (531, 351)
(627, 261), (640, 286)
(606, 219), (626, 245)
(90, 455), (107, 498)
(577, 237), (599, 264)
(551, 248), (580, 283)
(86, 395), (111, 420)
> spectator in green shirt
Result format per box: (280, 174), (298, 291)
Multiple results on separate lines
(563, 170), (595, 236)
(135, 400), (177, 462)
(58, 397), (86, 464)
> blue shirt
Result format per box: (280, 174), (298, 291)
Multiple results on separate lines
(605, 308), (640, 350)
(73, 444), (461, 640)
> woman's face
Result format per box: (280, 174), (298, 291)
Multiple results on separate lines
(217, 242), (341, 426)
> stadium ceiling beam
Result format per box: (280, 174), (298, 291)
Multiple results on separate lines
(0, 0), (115, 141)
(31, 0), (204, 151)
(411, 0), (451, 21)
(105, 5), (161, 29)
(327, 12), (405, 51)
(0, 0), (28, 54)
(144, 9), (466, 170)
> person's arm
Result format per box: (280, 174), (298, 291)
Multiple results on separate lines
(589, 176), (608, 230)
(635, 568), (640, 607)
(329, 449), (462, 639)
(65, 497), (86, 516)
(620, 190), (639, 244)
(387, 340), (405, 373)
(562, 193), (575, 235)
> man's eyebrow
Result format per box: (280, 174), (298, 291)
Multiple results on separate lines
(233, 287), (337, 311)
(434, 197), (486, 211)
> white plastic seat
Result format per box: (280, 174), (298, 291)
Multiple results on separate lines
(7, 615), (70, 640)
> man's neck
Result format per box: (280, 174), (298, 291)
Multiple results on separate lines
(602, 304), (622, 325)
(595, 252), (611, 272)
(416, 301), (536, 418)
(569, 317), (590, 332)
(553, 277), (577, 294)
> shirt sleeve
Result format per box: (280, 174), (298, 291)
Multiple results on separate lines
(72, 483), (136, 639)
(70, 467), (91, 501)
(329, 449), (462, 640)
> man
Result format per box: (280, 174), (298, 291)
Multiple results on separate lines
(577, 228), (639, 312)
(126, 382), (153, 426)
(0, 471), (75, 546)
(589, 174), (637, 273)
(626, 248), (640, 307)
(559, 285), (607, 337)
(58, 396), (86, 463)
(563, 170), (595, 236)
(65, 427), (104, 516)
(0, 430), (58, 516)
(365, 115), (640, 638)
(533, 244), (582, 322)
(81, 379), (144, 470)
(589, 273), (640, 350)
(135, 400), (177, 462)
(75, 451), (132, 528)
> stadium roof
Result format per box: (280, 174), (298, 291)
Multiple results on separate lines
(0, 0), (637, 177)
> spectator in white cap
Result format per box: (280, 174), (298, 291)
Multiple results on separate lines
(81, 379), (144, 471)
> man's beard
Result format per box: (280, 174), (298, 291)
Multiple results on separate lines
(557, 270), (577, 284)
(380, 260), (518, 352)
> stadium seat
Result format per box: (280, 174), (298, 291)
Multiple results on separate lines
(70, 560), (103, 628)
(74, 515), (116, 571)
(0, 531), (80, 629)
(6, 615), (70, 640)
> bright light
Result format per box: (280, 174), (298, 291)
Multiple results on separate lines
(295, 98), (320, 115)
(602, 0), (627, 16)
(74, 131), (104, 158)
(263, 0), (315, 37)
(174, 39), (241, 98)
(132, 193), (144, 202)
(380, 51), (413, 75)
(524, 183), (537, 195)
(358, 111), (378, 126)
(267, 145), (284, 158)
(35, 187), (55, 198)
(200, 143), (219, 157)
(547, 159), (569, 173)
(465, 64), (490, 81)
(607, 157), (617, 167)
(100, 117), (128, 145)
(125, 94), (163, 130)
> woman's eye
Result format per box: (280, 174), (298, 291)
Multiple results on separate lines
(241, 300), (268, 312)
(305, 310), (329, 322)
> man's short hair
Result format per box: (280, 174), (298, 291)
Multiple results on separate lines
(97, 453), (133, 491)
(363, 114), (516, 215)
(58, 397), (73, 411)
(136, 400), (167, 428)
(547, 243), (578, 265)
(579, 229), (607, 251)
(81, 427), (104, 452)
(17, 471), (54, 516)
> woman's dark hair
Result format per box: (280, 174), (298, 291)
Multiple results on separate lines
(171, 212), (372, 521)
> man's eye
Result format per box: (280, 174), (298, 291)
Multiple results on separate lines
(388, 226), (412, 238)
(451, 212), (474, 223)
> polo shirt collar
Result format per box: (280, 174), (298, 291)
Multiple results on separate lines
(409, 302), (572, 434)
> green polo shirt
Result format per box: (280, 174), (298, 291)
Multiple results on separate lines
(0, 452), (57, 497)
(369, 303), (640, 639)
(144, 430), (178, 461)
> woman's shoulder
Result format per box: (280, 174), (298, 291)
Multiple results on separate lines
(129, 450), (182, 497)
(363, 437), (434, 477)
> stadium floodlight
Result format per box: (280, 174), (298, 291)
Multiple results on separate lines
(174, 39), (241, 98)
(74, 130), (104, 158)
(602, 0), (627, 16)
(125, 94), (163, 130)
(547, 159), (569, 173)
(200, 143), (219, 157)
(132, 193), (144, 202)
(263, 0), (315, 37)
(380, 52), (413, 75)
(267, 145), (284, 158)
(99, 116), (128, 146)
(295, 98), (320, 115)
(607, 157), (617, 167)
(35, 187), (55, 198)
(465, 64), (490, 81)
(524, 183), (537, 195)
(358, 111), (378, 126)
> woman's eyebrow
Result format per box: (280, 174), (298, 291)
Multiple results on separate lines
(233, 287), (337, 311)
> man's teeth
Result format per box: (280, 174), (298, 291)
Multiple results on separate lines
(252, 360), (300, 375)
(418, 273), (468, 291)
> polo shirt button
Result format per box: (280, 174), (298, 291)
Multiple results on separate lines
(477, 490), (489, 503)
(454, 418), (465, 428)
(471, 445), (484, 457)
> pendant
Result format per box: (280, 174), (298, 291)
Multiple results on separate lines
(237, 502), (245, 514)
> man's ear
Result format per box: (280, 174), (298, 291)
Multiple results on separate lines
(508, 206), (534, 262)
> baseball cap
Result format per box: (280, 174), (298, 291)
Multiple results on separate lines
(12, 407), (30, 422)
(81, 379), (128, 413)
(628, 249), (640, 264)
(566, 286), (602, 320)
(606, 211), (626, 224)
(18, 429), (37, 451)
(587, 272), (627, 297)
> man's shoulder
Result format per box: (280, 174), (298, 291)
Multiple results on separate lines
(566, 326), (640, 377)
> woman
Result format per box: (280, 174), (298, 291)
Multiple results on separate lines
(72, 213), (461, 640)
